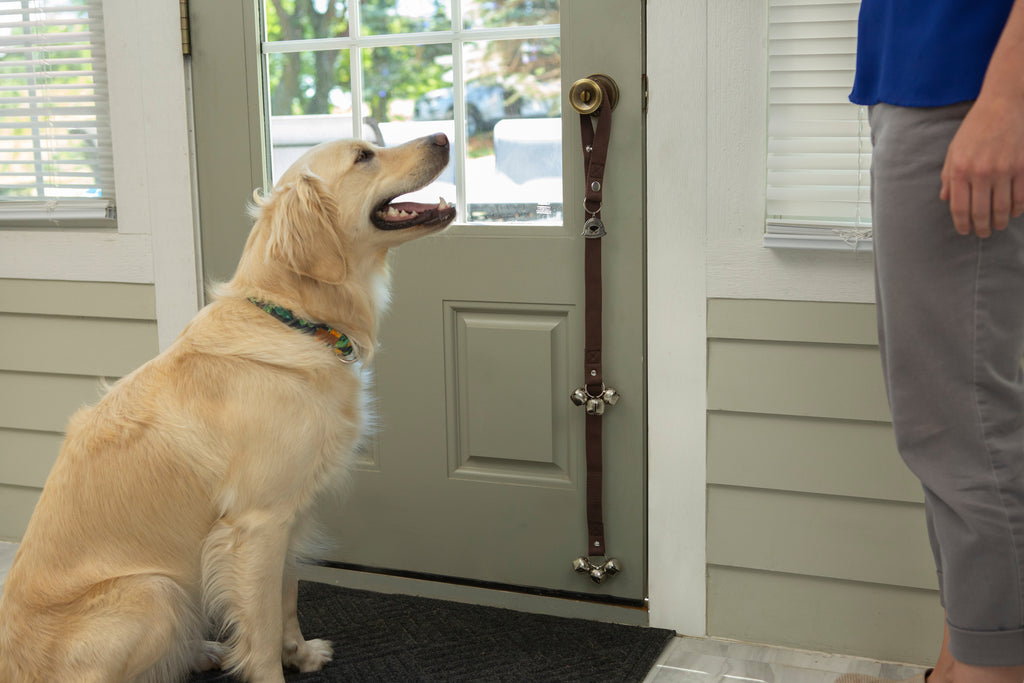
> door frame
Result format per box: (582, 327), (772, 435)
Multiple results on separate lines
(186, 0), (710, 635)
(645, 0), (708, 637)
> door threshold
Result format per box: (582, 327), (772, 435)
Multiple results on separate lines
(298, 560), (650, 627)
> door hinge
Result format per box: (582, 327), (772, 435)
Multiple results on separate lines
(180, 0), (191, 56)
(641, 73), (649, 114)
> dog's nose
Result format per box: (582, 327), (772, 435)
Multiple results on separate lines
(431, 133), (449, 149)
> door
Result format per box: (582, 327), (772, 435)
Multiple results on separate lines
(190, 0), (645, 602)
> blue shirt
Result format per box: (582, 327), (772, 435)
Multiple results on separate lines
(850, 0), (1014, 107)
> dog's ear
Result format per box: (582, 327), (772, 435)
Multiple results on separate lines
(261, 170), (348, 284)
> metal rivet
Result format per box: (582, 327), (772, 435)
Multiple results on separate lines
(590, 370), (597, 377)
(594, 541), (601, 547)
(590, 180), (601, 192)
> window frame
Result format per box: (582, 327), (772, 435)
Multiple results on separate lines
(0, 0), (200, 350)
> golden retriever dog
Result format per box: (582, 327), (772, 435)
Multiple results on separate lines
(0, 133), (456, 682)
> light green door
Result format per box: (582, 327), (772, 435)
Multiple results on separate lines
(190, 0), (645, 602)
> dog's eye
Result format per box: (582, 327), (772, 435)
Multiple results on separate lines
(354, 148), (374, 164)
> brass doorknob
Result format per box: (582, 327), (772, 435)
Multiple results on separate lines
(568, 74), (619, 116)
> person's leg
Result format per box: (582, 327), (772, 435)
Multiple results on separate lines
(870, 101), (1024, 673)
(930, 621), (1024, 683)
(930, 622), (957, 682)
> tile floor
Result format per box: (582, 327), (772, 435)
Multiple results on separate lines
(0, 542), (925, 682)
(641, 635), (925, 683)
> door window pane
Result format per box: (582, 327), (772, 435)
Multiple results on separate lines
(461, 37), (561, 223)
(363, 44), (452, 125)
(360, 0), (451, 35)
(462, 0), (558, 29)
(266, 50), (350, 117)
(264, 0), (349, 41)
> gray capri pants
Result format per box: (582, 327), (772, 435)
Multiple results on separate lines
(870, 101), (1024, 667)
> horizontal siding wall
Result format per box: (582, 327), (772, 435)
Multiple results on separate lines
(706, 299), (943, 665)
(0, 279), (158, 541)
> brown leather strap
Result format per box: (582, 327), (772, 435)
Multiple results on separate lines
(579, 86), (613, 558)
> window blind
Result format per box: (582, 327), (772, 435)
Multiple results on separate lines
(0, 0), (115, 221)
(765, 0), (870, 250)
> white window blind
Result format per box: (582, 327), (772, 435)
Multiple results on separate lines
(0, 0), (115, 222)
(766, 0), (871, 250)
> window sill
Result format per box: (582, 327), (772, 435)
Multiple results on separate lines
(763, 222), (873, 253)
(763, 233), (873, 252)
(0, 199), (115, 225)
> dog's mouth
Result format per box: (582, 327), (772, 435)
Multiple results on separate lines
(372, 196), (457, 231)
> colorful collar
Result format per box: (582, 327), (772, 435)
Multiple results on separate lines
(248, 297), (359, 364)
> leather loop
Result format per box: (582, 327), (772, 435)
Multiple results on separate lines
(580, 95), (613, 214)
(586, 412), (605, 555)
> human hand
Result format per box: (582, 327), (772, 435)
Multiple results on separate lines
(940, 94), (1024, 238)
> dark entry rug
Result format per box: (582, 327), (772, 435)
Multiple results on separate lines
(190, 580), (674, 682)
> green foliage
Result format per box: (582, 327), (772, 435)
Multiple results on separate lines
(363, 44), (450, 122)
(264, 0), (349, 115)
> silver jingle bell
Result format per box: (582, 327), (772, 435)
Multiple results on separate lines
(585, 397), (605, 416)
(582, 216), (606, 239)
(601, 386), (620, 406)
(570, 388), (588, 406)
(572, 556), (622, 583)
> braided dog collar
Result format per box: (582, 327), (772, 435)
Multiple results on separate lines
(248, 297), (359, 364)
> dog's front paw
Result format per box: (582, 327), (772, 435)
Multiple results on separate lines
(283, 638), (333, 672)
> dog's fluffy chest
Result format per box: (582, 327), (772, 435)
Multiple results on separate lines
(219, 361), (366, 511)
(133, 307), (369, 515)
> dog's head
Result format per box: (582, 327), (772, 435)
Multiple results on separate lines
(250, 134), (457, 284)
